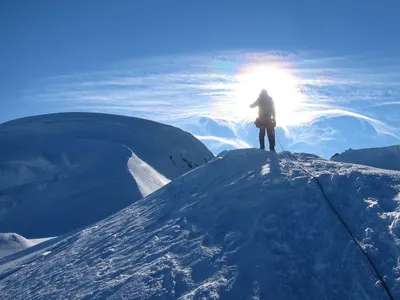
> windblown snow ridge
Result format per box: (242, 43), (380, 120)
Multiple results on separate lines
(0, 149), (399, 299)
(126, 147), (171, 197)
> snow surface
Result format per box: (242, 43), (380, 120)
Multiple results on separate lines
(126, 149), (171, 198)
(331, 145), (400, 172)
(0, 112), (214, 238)
(1, 149), (399, 299)
(0, 233), (53, 258)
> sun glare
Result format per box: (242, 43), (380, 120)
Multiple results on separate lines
(230, 63), (308, 127)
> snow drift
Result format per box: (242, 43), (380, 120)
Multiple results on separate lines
(0, 112), (214, 238)
(331, 145), (400, 172)
(0, 233), (53, 258)
(1, 149), (399, 299)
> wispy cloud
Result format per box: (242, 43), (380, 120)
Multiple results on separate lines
(195, 135), (252, 149)
(21, 50), (400, 154)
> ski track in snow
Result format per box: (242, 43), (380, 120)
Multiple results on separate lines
(0, 149), (399, 299)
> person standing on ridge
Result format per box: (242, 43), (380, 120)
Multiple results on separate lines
(250, 89), (276, 151)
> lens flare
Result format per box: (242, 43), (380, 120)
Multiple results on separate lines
(211, 62), (309, 127)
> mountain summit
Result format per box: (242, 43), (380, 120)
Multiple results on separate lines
(1, 149), (399, 299)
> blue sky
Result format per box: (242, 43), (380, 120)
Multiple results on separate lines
(1, 0), (400, 158)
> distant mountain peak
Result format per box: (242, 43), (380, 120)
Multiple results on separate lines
(331, 144), (400, 171)
(0, 112), (214, 238)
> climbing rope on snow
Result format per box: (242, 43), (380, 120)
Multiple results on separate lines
(276, 136), (394, 300)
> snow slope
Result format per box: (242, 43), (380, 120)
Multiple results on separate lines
(1, 149), (399, 299)
(0, 112), (214, 238)
(331, 145), (400, 171)
(0, 233), (53, 258)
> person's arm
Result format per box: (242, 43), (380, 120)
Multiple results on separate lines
(249, 98), (259, 108)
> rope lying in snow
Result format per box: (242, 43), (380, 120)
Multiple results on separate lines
(276, 136), (394, 300)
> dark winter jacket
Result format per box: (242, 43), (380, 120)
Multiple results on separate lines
(250, 91), (276, 128)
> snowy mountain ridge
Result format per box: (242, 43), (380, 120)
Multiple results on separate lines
(0, 112), (214, 238)
(1, 149), (399, 299)
(331, 144), (400, 172)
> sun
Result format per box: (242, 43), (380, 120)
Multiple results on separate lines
(231, 63), (307, 127)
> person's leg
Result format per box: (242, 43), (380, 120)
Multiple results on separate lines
(267, 127), (275, 151)
(259, 128), (265, 149)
